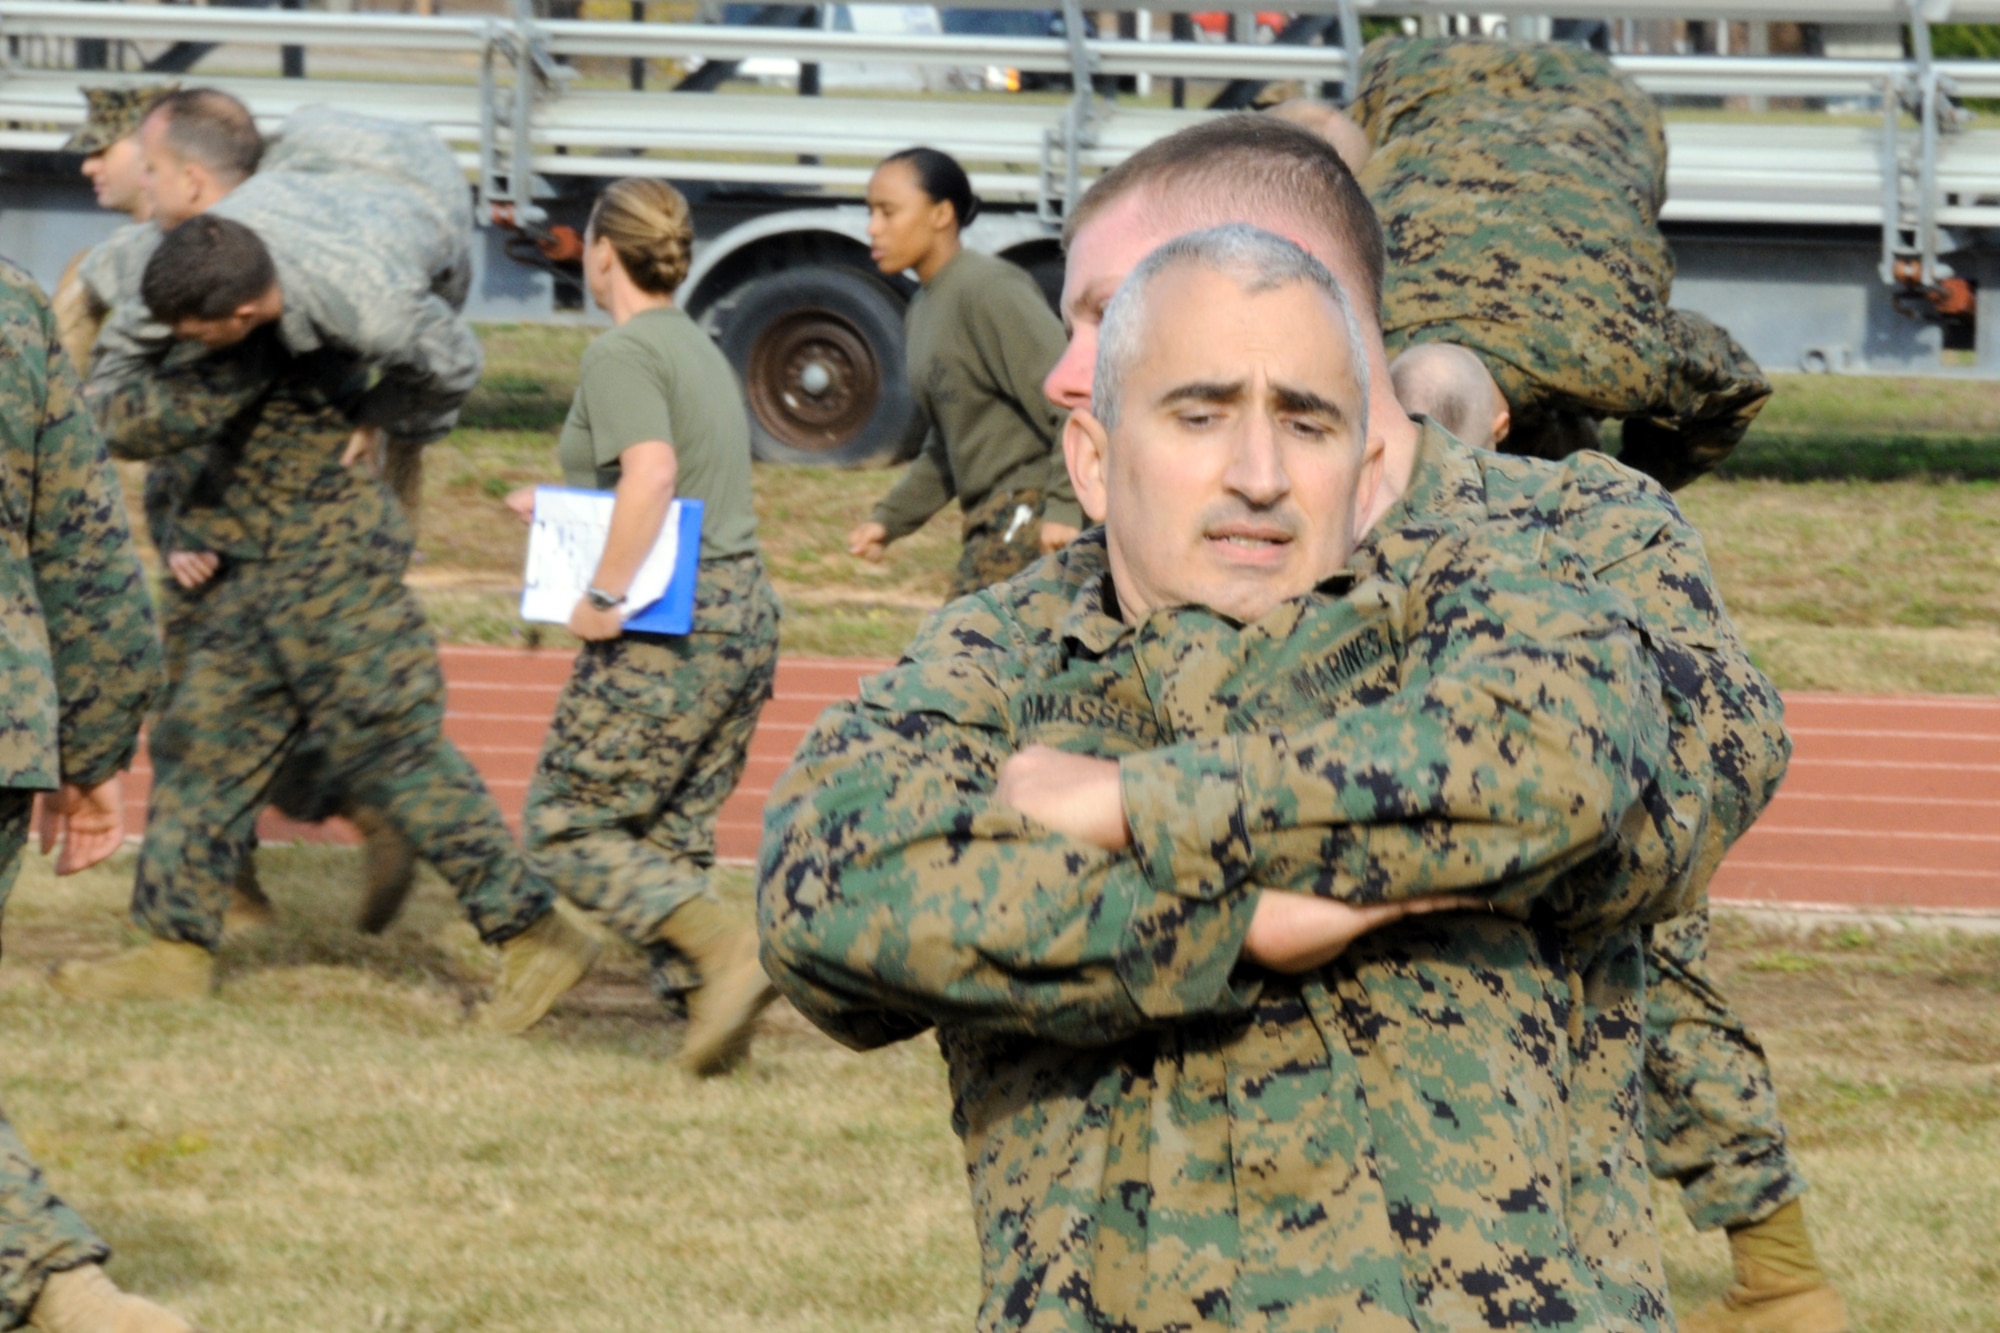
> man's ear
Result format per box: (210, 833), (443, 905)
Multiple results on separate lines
(1490, 402), (1512, 446)
(1351, 426), (1387, 535)
(1063, 410), (1111, 524)
(232, 297), (263, 323)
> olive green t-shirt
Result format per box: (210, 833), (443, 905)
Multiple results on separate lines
(557, 305), (759, 561)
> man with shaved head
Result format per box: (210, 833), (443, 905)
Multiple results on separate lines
(1034, 113), (1844, 1333)
(763, 222), (1677, 1329)
(1388, 341), (1509, 448)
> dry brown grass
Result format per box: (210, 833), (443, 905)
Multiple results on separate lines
(2, 849), (1994, 1330)
(1675, 477), (2000, 694)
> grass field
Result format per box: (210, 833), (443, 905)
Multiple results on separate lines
(2, 849), (1995, 1331)
(371, 328), (2000, 691)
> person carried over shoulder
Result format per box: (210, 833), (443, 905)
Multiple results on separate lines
(1279, 38), (1770, 489)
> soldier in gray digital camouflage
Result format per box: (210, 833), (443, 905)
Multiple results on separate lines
(0, 261), (192, 1333)
(1284, 37), (1771, 492)
(49, 216), (603, 1033)
(762, 223), (1686, 1331)
(1041, 116), (1846, 1333)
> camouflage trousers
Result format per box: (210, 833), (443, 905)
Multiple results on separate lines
(133, 553), (553, 951)
(524, 558), (779, 1001)
(953, 487), (1046, 599)
(1645, 907), (1805, 1231)
(0, 793), (110, 1328)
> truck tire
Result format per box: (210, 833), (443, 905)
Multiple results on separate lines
(712, 266), (923, 467)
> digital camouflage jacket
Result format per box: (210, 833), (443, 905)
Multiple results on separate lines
(1353, 38), (1772, 487)
(760, 510), (1674, 1331)
(86, 329), (406, 572)
(0, 261), (161, 790)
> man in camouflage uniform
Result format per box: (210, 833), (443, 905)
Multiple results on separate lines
(52, 83), (176, 365)
(63, 87), (422, 932)
(0, 262), (194, 1332)
(1349, 37), (1772, 490)
(48, 219), (603, 1032)
(763, 224), (1683, 1330)
(1042, 117), (1846, 1332)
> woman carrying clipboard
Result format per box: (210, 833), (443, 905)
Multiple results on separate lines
(504, 178), (779, 1076)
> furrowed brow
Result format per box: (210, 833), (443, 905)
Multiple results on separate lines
(1160, 379), (1246, 407)
(1272, 384), (1350, 426)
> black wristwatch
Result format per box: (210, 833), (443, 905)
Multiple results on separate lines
(585, 586), (626, 613)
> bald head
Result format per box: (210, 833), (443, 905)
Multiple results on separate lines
(1388, 343), (1511, 449)
(1265, 99), (1372, 176)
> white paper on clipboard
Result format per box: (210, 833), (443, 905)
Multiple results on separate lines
(520, 487), (680, 624)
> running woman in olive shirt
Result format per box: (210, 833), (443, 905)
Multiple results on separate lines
(846, 147), (1081, 596)
(504, 179), (779, 1075)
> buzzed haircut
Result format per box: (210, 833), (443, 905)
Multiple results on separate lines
(1389, 343), (1503, 448)
(146, 87), (262, 183)
(1094, 223), (1369, 433)
(143, 214), (277, 323)
(1065, 114), (1387, 319)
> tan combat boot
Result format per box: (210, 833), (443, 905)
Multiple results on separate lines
(29, 1263), (194, 1333)
(49, 940), (213, 1002)
(476, 906), (602, 1034)
(221, 857), (276, 936)
(349, 806), (418, 935)
(654, 896), (777, 1077)
(1682, 1200), (1850, 1333)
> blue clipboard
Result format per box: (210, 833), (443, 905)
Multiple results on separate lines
(625, 498), (704, 635)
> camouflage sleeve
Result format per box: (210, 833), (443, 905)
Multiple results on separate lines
(758, 598), (1262, 1051)
(346, 292), (483, 447)
(28, 294), (163, 785)
(1615, 309), (1773, 490)
(1119, 522), (1670, 929)
(870, 428), (956, 541)
(1558, 454), (1790, 895)
(85, 342), (274, 462)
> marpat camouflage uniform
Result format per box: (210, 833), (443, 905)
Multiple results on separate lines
(1352, 38), (1772, 488)
(0, 261), (162, 1324)
(1127, 422), (1805, 1240)
(86, 332), (552, 950)
(1366, 424), (1804, 1242)
(523, 555), (779, 1003)
(762, 512), (1677, 1330)
(953, 485), (1049, 597)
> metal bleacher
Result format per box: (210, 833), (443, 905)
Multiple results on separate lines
(8, 0), (2000, 373)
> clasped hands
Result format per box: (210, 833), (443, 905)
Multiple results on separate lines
(995, 745), (1480, 973)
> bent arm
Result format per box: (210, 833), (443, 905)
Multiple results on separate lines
(869, 428), (955, 541)
(348, 293), (484, 447)
(1120, 524), (1672, 932)
(84, 344), (273, 461)
(591, 440), (677, 599)
(757, 605), (1260, 1051)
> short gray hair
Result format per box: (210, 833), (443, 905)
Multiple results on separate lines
(1092, 223), (1370, 433)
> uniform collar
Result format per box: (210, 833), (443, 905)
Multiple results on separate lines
(1056, 530), (1358, 661)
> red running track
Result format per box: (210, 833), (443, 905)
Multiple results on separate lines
(126, 648), (1998, 915)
